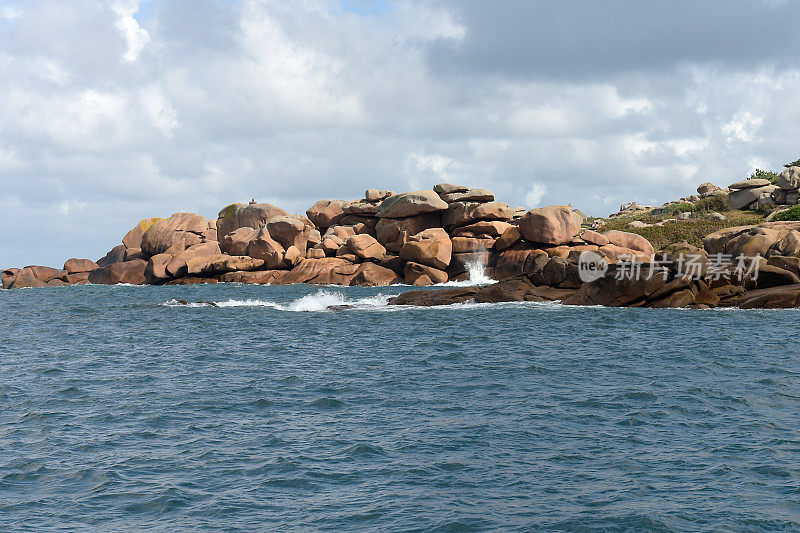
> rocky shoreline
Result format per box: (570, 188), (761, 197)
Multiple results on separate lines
(5, 181), (800, 309)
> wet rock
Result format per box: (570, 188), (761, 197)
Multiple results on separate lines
(738, 284), (800, 308)
(164, 276), (219, 285)
(474, 277), (535, 302)
(447, 251), (494, 278)
(562, 265), (669, 307)
(389, 286), (479, 306)
(646, 288), (696, 308)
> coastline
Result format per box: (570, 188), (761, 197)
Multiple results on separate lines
(5, 180), (800, 310)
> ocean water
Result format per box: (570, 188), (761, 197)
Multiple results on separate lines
(1, 282), (800, 532)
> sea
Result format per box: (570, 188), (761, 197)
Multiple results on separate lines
(1, 269), (799, 531)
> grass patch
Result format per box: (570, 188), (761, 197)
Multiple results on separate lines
(602, 211), (764, 250)
(773, 205), (800, 221)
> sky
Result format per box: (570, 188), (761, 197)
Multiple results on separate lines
(2, 0), (800, 267)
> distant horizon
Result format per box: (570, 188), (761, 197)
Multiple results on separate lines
(3, 0), (800, 266)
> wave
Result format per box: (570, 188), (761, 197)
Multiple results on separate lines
(163, 290), (573, 313)
(163, 290), (392, 312)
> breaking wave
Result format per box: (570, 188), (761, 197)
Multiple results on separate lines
(163, 290), (392, 312)
(442, 258), (497, 287)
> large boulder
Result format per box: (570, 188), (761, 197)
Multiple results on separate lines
(219, 270), (286, 284)
(9, 267), (47, 288)
(602, 230), (655, 256)
(217, 203), (289, 242)
(708, 222), (800, 258)
(97, 245), (127, 267)
(306, 200), (348, 231)
(23, 265), (63, 282)
(122, 218), (163, 249)
(220, 226), (258, 256)
(246, 229), (286, 269)
(349, 263), (401, 286)
(376, 190), (448, 218)
(738, 284), (800, 309)
(451, 220), (512, 238)
(519, 205), (580, 245)
(277, 258), (360, 285)
(439, 188), (495, 203)
(441, 201), (512, 229)
(141, 213), (208, 256)
(777, 167), (800, 190)
(145, 254), (172, 284)
(563, 265), (669, 307)
(494, 226), (522, 251)
(729, 178), (772, 190)
(494, 246), (549, 279)
(375, 213), (441, 253)
(729, 184), (778, 210)
(88, 259), (148, 285)
(2, 268), (21, 289)
(64, 258), (99, 274)
(433, 183), (469, 195)
(266, 216), (312, 253)
(451, 237), (496, 253)
(346, 234), (387, 261)
(404, 261), (448, 285)
(399, 228), (452, 269)
(166, 242), (222, 278)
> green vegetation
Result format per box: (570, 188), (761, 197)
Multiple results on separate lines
(693, 194), (728, 213)
(669, 202), (695, 214)
(772, 205), (800, 221)
(603, 211), (763, 250)
(784, 158), (800, 168)
(749, 168), (779, 184)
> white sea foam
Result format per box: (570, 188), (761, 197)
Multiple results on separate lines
(442, 257), (497, 287)
(163, 290), (393, 312)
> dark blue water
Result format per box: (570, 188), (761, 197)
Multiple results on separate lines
(1, 283), (799, 531)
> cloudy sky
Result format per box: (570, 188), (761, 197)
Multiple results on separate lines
(2, 0), (800, 266)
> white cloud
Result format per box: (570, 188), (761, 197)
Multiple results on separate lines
(525, 182), (547, 207)
(2, 1), (800, 266)
(113, 1), (150, 62)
